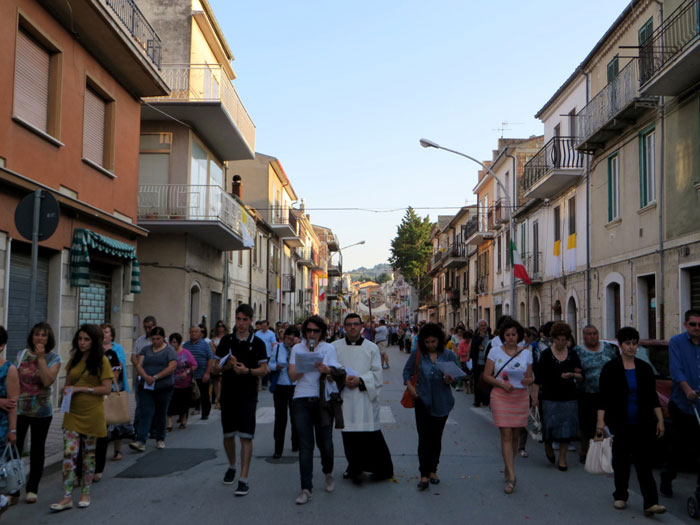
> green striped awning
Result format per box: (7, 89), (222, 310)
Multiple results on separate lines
(70, 228), (141, 293)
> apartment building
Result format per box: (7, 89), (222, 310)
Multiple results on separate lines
(426, 216), (452, 324)
(135, 0), (256, 334)
(0, 0), (168, 365)
(440, 206), (477, 328)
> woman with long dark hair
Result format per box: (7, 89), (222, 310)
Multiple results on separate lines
(50, 325), (113, 511)
(402, 323), (457, 491)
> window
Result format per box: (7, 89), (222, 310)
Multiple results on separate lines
(568, 196), (576, 235)
(568, 109), (576, 138)
(139, 133), (171, 185)
(520, 222), (526, 254)
(237, 250), (243, 266)
(533, 220), (540, 273)
(639, 17), (654, 80)
(497, 237), (502, 273)
(607, 55), (619, 83)
(83, 83), (115, 172)
(505, 230), (511, 270)
(608, 154), (620, 221)
(553, 206), (561, 243)
(13, 25), (62, 141)
(640, 128), (656, 207)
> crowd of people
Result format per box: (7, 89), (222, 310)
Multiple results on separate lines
(0, 307), (698, 518)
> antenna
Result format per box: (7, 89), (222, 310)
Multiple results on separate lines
(492, 121), (524, 138)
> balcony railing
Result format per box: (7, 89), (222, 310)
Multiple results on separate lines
(464, 216), (478, 239)
(150, 64), (255, 150)
(270, 205), (299, 234)
(521, 137), (583, 194)
(575, 60), (657, 152)
(449, 289), (461, 307)
(639, 0), (700, 93)
(138, 184), (250, 235)
(282, 274), (295, 292)
(522, 251), (543, 282)
(105, 0), (162, 69)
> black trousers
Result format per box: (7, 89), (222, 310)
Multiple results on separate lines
(13, 415), (52, 495)
(414, 399), (447, 477)
(612, 424), (659, 508)
(473, 364), (490, 406)
(662, 401), (700, 487)
(273, 385), (298, 455)
(196, 378), (211, 418)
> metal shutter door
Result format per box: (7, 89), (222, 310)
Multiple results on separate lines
(14, 30), (50, 131)
(83, 88), (105, 165)
(690, 267), (700, 311)
(7, 249), (49, 361)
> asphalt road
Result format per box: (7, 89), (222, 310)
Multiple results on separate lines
(8, 345), (699, 524)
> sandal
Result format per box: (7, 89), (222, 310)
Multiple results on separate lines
(112, 451), (123, 461)
(178, 423), (186, 429)
(504, 479), (516, 494)
(166, 427), (173, 433)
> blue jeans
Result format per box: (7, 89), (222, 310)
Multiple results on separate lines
(135, 387), (173, 443)
(292, 398), (333, 491)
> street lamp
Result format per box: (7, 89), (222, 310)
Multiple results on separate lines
(420, 138), (517, 321)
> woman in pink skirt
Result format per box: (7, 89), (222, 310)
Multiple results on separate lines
(483, 319), (534, 494)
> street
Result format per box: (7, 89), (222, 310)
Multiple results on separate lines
(9, 344), (698, 524)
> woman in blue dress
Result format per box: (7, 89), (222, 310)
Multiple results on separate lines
(0, 326), (19, 519)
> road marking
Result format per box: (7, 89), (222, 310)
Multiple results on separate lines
(256, 407), (275, 424)
(379, 406), (395, 424)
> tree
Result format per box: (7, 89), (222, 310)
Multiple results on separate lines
(376, 272), (391, 284)
(389, 207), (433, 296)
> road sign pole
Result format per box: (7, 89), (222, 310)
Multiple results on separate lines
(27, 189), (42, 334)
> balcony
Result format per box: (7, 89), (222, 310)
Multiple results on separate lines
(142, 64), (256, 161)
(37, 0), (168, 97)
(639, 0), (700, 96)
(521, 137), (584, 199)
(575, 60), (658, 153)
(326, 285), (343, 301)
(494, 200), (507, 226)
(282, 274), (295, 293)
(465, 213), (495, 247)
(327, 262), (342, 277)
(316, 230), (340, 251)
(522, 252), (543, 283)
(449, 289), (461, 308)
(137, 184), (255, 251)
(443, 243), (468, 269)
(269, 206), (301, 245)
(428, 251), (445, 276)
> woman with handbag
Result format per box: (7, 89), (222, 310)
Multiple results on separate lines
(12, 322), (61, 505)
(129, 327), (177, 452)
(0, 326), (19, 519)
(167, 333), (197, 430)
(597, 326), (666, 517)
(51, 324), (114, 511)
(483, 319), (534, 494)
(531, 322), (583, 471)
(402, 323), (456, 491)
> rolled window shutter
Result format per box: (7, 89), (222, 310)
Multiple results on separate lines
(83, 88), (106, 165)
(14, 30), (50, 132)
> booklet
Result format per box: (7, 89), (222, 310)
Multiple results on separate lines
(295, 352), (323, 374)
(60, 387), (73, 413)
(437, 361), (467, 379)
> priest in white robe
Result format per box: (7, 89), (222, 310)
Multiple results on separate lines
(333, 313), (394, 483)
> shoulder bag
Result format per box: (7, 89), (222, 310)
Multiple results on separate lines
(104, 376), (130, 425)
(401, 350), (421, 408)
(0, 443), (26, 493)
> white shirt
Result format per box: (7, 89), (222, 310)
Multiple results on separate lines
(487, 345), (533, 389)
(290, 341), (339, 399)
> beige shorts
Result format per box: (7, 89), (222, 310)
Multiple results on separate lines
(377, 340), (388, 355)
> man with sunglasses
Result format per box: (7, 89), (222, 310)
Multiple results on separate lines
(214, 304), (269, 497)
(660, 309), (700, 497)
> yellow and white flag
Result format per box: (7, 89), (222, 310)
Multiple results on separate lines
(566, 233), (577, 273)
(552, 240), (561, 277)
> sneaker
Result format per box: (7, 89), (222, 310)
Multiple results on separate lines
(382, 364), (389, 369)
(128, 441), (145, 452)
(643, 504), (666, 516)
(295, 489), (312, 505)
(234, 481), (249, 496)
(156, 440), (165, 449)
(26, 492), (38, 504)
(325, 473), (335, 492)
(519, 449), (528, 458)
(223, 468), (236, 485)
(613, 500), (626, 510)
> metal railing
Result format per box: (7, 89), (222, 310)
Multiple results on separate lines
(105, 0), (162, 69)
(282, 274), (295, 292)
(639, 0), (700, 85)
(522, 251), (543, 280)
(464, 216), (478, 239)
(270, 205), (299, 234)
(449, 289), (461, 306)
(149, 64), (255, 150)
(575, 60), (652, 148)
(137, 184), (252, 238)
(521, 137), (583, 191)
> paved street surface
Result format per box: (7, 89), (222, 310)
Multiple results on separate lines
(9, 345), (699, 524)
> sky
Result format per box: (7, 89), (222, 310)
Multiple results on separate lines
(209, 0), (631, 271)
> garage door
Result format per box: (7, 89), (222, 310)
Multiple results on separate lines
(7, 247), (49, 361)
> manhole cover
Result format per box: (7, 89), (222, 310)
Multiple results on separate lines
(116, 448), (217, 478)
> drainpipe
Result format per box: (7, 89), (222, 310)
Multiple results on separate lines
(655, 0), (665, 339)
(505, 149), (518, 319)
(584, 70), (592, 326)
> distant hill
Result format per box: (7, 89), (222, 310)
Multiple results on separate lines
(347, 263), (392, 282)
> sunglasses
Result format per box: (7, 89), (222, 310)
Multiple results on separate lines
(306, 328), (321, 333)
(688, 322), (700, 327)
(345, 322), (361, 326)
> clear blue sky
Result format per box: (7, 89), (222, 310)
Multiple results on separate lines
(209, 0), (631, 271)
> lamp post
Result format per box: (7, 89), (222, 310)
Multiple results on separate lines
(419, 138), (517, 322)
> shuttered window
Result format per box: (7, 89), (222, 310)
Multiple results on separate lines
(14, 29), (50, 132)
(83, 87), (106, 166)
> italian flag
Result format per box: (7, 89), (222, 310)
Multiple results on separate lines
(319, 286), (326, 301)
(510, 240), (531, 285)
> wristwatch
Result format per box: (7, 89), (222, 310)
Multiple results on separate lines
(89, 387), (94, 394)
(248, 368), (252, 375)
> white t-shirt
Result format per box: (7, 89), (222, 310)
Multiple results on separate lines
(374, 325), (388, 343)
(290, 341), (339, 399)
(487, 345), (533, 389)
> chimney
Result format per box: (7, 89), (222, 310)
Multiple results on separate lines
(232, 175), (242, 198)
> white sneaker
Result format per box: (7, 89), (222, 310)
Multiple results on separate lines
(156, 440), (165, 449)
(325, 473), (335, 492)
(296, 489), (312, 505)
